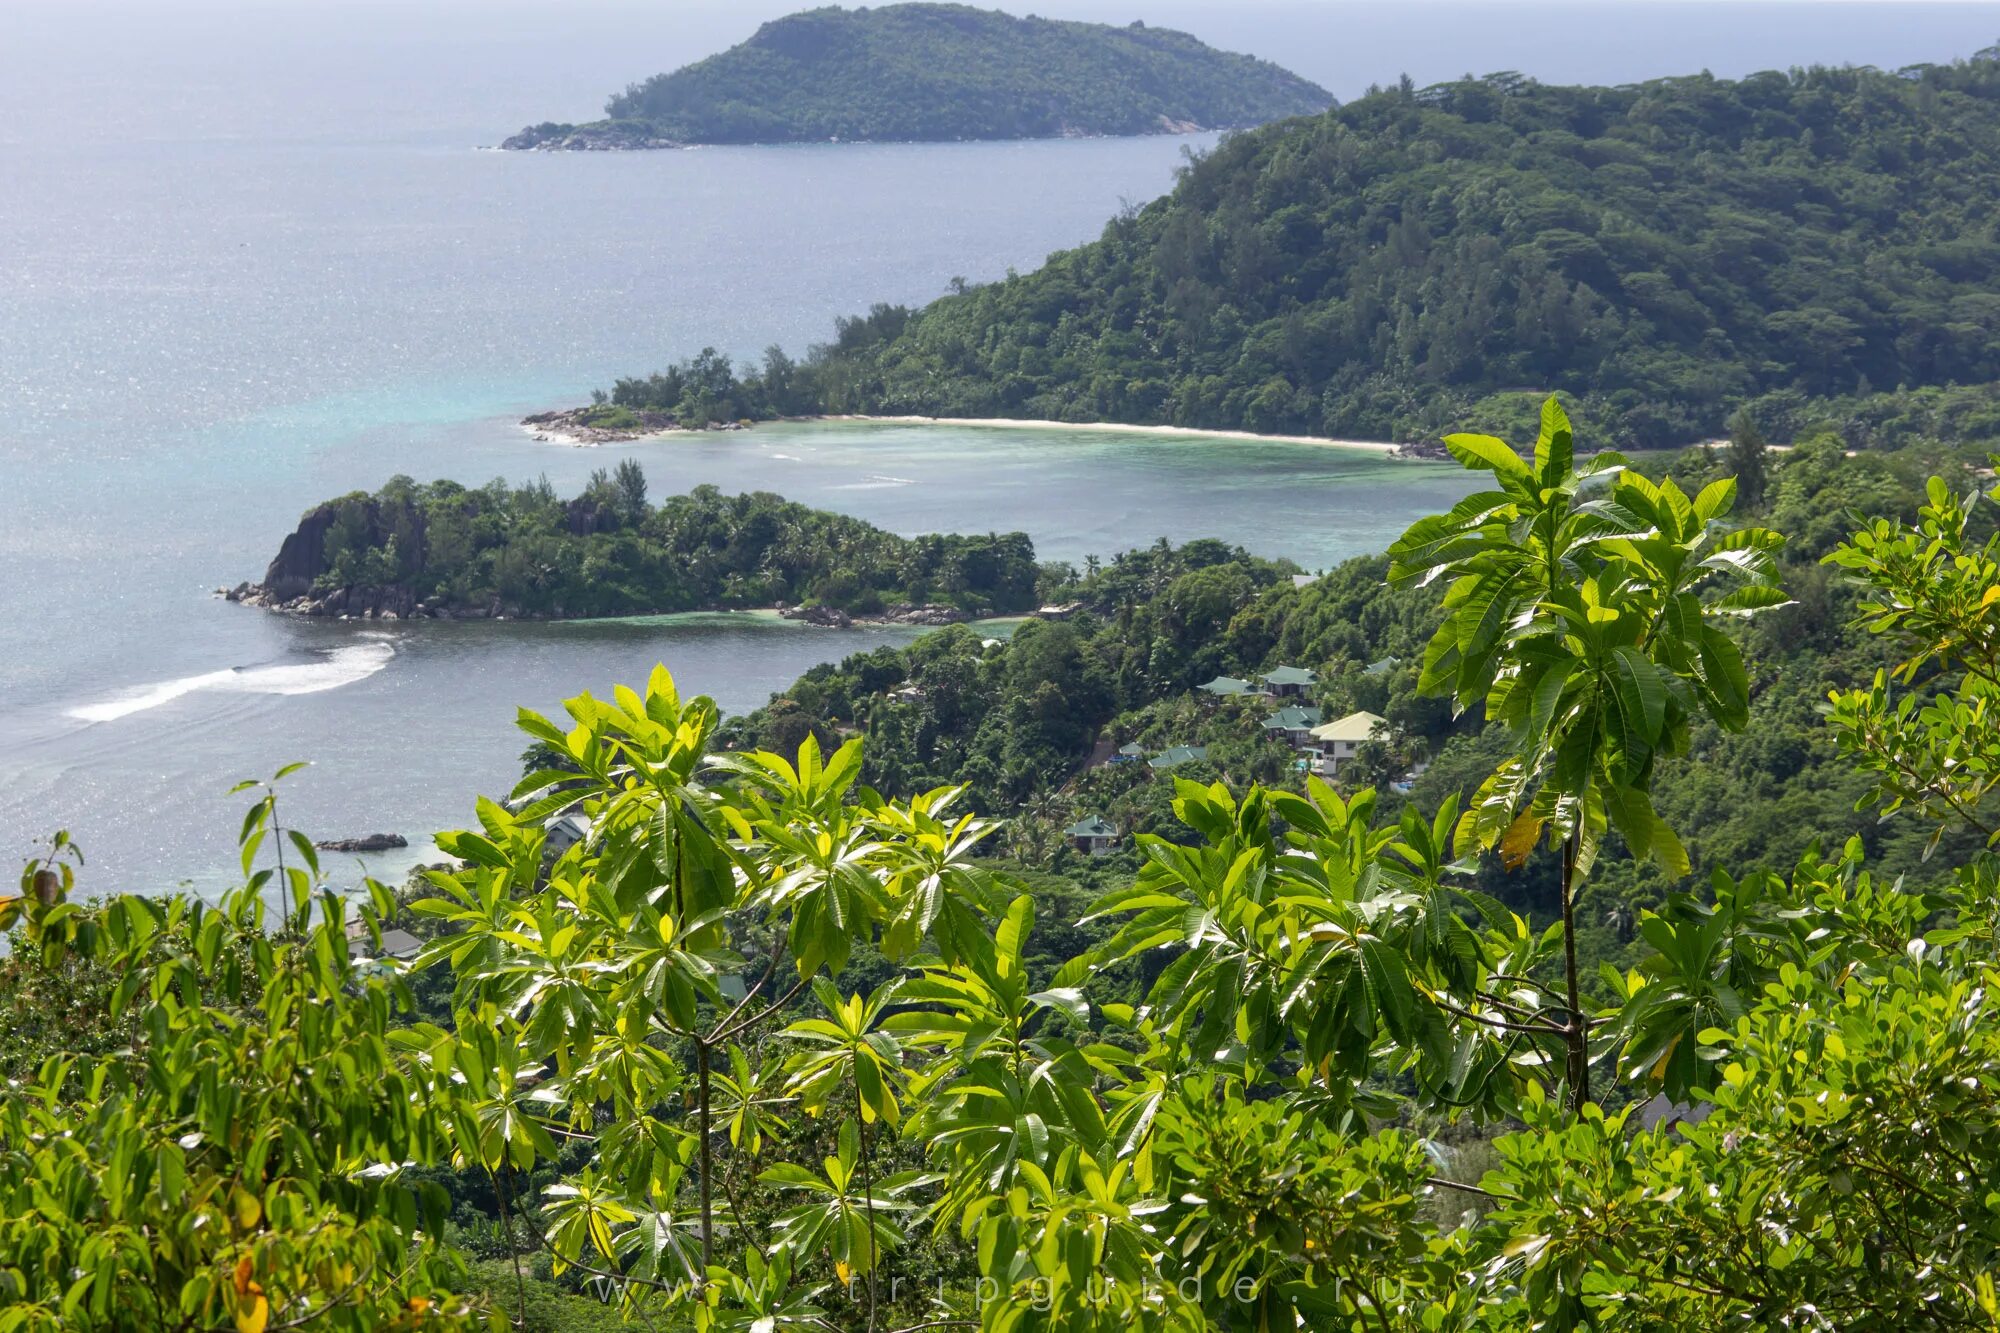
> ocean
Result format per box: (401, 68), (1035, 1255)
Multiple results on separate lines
(4, 0), (1995, 887)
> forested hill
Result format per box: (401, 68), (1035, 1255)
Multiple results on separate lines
(226, 475), (1041, 621)
(598, 50), (2000, 449)
(502, 4), (1330, 149)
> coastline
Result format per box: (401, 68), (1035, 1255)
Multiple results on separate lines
(520, 411), (1416, 456)
(225, 584), (1006, 632)
(812, 415), (1409, 455)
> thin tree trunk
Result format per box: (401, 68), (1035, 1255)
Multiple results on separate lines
(489, 1163), (529, 1330)
(855, 1076), (879, 1333)
(696, 1037), (713, 1283)
(1560, 828), (1589, 1114)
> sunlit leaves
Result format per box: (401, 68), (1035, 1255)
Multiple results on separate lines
(1389, 395), (1787, 875)
(1825, 469), (2000, 847)
(0, 776), (466, 1329)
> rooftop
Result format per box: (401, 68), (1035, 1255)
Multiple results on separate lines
(1262, 705), (1324, 731)
(1261, 665), (1316, 687)
(543, 812), (593, 846)
(1310, 710), (1387, 744)
(1065, 815), (1118, 839)
(350, 927), (424, 962)
(1148, 744), (1210, 770)
(1196, 675), (1256, 696)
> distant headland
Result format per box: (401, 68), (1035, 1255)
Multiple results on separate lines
(500, 3), (1331, 150)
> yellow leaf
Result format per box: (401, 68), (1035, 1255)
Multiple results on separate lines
(232, 1188), (262, 1231)
(1649, 1034), (1679, 1081)
(1499, 809), (1544, 871)
(1983, 585), (2000, 610)
(835, 1260), (853, 1285)
(232, 1255), (255, 1298)
(235, 1293), (268, 1333)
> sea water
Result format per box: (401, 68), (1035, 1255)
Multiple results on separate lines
(6, 0), (1996, 886)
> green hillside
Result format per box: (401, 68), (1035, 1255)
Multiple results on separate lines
(601, 51), (2000, 449)
(20, 412), (2000, 1330)
(504, 3), (1330, 148)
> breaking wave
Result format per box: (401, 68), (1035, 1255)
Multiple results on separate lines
(68, 639), (395, 723)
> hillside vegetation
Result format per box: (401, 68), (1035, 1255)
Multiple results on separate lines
(14, 407), (2000, 1329)
(599, 50), (2000, 449)
(504, 3), (1329, 148)
(728, 430), (1990, 951)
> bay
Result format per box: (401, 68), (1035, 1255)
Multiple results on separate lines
(6, 0), (1994, 888)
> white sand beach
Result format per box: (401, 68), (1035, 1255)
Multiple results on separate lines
(519, 411), (1412, 454)
(815, 414), (1408, 454)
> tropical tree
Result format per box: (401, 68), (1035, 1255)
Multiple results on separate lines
(18, 443), (2000, 1333)
(780, 981), (910, 1328)
(1386, 396), (1788, 1108)
(0, 773), (467, 1332)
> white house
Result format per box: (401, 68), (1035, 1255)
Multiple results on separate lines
(1306, 710), (1387, 776)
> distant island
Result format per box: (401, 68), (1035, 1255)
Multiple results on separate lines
(500, 3), (1331, 150)
(551, 50), (2000, 451)
(225, 474), (1040, 623)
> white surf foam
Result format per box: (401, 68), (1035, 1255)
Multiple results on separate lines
(69, 639), (395, 723)
(831, 473), (918, 491)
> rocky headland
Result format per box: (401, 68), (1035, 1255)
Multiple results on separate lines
(228, 479), (1041, 626)
(522, 407), (750, 446)
(500, 122), (683, 151)
(315, 833), (409, 853)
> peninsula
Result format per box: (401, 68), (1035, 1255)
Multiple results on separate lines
(558, 51), (2000, 451)
(225, 475), (1040, 623)
(501, 3), (1330, 149)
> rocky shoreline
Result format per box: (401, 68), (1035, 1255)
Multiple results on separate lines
(223, 577), (976, 630)
(315, 833), (408, 853)
(522, 407), (750, 447)
(500, 121), (684, 151)
(779, 603), (971, 629)
(224, 581), (503, 620)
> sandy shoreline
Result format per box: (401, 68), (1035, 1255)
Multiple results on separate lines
(814, 415), (1408, 454)
(520, 413), (1411, 455)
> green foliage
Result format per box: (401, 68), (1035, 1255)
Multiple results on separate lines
(22, 428), (2000, 1332)
(1391, 397), (1787, 879)
(278, 478), (1041, 619)
(0, 774), (466, 1331)
(521, 4), (1329, 146)
(1826, 470), (2000, 850)
(601, 52), (2000, 449)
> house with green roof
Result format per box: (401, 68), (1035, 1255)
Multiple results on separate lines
(1064, 815), (1120, 856)
(1363, 655), (1399, 677)
(1148, 744), (1209, 771)
(1261, 704), (1324, 748)
(1196, 675), (1257, 698)
(1260, 665), (1317, 698)
(1112, 741), (1147, 763)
